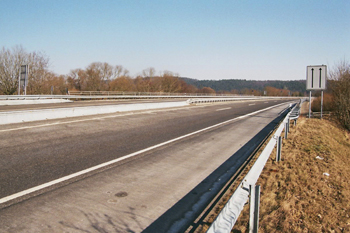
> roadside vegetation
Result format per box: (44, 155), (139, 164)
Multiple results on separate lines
(232, 61), (350, 232)
(1, 45), (303, 96)
(311, 61), (350, 130)
(232, 116), (350, 232)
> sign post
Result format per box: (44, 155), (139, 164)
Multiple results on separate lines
(306, 65), (327, 118)
(20, 65), (28, 95)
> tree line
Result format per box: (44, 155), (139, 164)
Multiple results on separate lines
(66, 66), (204, 94)
(0, 45), (316, 97)
(327, 61), (350, 130)
(0, 46), (216, 95)
(181, 78), (306, 96)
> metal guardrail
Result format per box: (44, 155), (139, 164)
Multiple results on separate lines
(187, 97), (300, 104)
(207, 103), (299, 233)
(68, 91), (244, 96)
(0, 94), (254, 100)
(0, 94), (301, 101)
(142, 103), (296, 233)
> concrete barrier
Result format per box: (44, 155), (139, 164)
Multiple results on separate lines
(0, 101), (189, 125)
(0, 99), (73, 106)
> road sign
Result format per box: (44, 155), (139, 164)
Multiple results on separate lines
(306, 65), (327, 90)
(20, 65), (29, 86)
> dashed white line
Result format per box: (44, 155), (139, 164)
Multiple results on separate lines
(248, 103), (256, 106)
(216, 107), (232, 111)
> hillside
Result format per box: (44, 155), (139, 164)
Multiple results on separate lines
(181, 78), (306, 94)
(232, 117), (350, 232)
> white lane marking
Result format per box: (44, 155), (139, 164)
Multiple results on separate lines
(216, 107), (231, 111)
(0, 102), (287, 205)
(264, 102), (269, 103)
(249, 103), (256, 106)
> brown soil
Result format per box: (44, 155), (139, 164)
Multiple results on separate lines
(232, 116), (350, 232)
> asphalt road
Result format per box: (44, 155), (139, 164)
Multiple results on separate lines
(0, 99), (295, 232)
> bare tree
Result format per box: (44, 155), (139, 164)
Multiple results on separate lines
(329, 60), (350, 130)
(109, 76), (135, 91)
(114, 65), (129, 79)
(0, 46), (52, 94)
(0, 45), (26, 94)
(142, 67), (156, 78)
(26, 51), (51, 94)
(159, 71), (182, 93)
(66, 68), (87, 91)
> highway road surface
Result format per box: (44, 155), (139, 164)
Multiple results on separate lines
(0, 99), (295, 232)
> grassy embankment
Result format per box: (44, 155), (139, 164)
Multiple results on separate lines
(232, 116), (350, 232)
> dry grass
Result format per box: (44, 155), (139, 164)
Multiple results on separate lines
(233, 116), (350, 233)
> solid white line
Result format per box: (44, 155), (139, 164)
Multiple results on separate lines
(216, 107), (231, 111)
(0, 102), (287, 205)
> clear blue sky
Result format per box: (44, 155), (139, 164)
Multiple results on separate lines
(1, 0), (349, 80)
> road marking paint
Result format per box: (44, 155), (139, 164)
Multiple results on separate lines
(216, 107), (231, 111)
(264, 102), (269, 103)
(0, 102), (288, 205)
(248, 103), (256, 106)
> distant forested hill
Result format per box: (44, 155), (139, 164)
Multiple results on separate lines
(181, 78), (306, 94)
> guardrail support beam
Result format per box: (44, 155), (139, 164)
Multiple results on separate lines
(284, 122), (288, 139)
(249, 185), (260, 233)
(276, 136), (282, 162)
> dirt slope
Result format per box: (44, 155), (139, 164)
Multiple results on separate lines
(233, 117), (350, 232)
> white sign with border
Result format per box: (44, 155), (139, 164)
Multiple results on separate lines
(306, 65), (327, 90)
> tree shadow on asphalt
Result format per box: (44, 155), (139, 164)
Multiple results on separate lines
(58, 207), (147, 233)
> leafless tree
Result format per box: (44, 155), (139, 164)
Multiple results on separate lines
(26, 51), (51, 94)
(0, 45), (51, 94)
(329, 60), (350, 130)
(142, 67), (156, 78)
(0, 46), (26, 94)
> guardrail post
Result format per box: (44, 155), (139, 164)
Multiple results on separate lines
(249, 185), (260, 233)
(284, 122), (288, 139)
(276, 136), (282, 162)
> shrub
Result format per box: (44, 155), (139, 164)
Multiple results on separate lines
(329, 61), (350, 130)
(311, 93), (334, 112)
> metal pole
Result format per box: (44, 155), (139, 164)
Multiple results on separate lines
(308, 91), (312, 118)
(276, 136), (282, 162)
(249, 185), (255, 233)
(18, 69), (21, 95)
(284, 122), (288, 139)
(249, 185), (261, 233)
(254, 185), (260, 233)
(321, 91), (324, 119)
